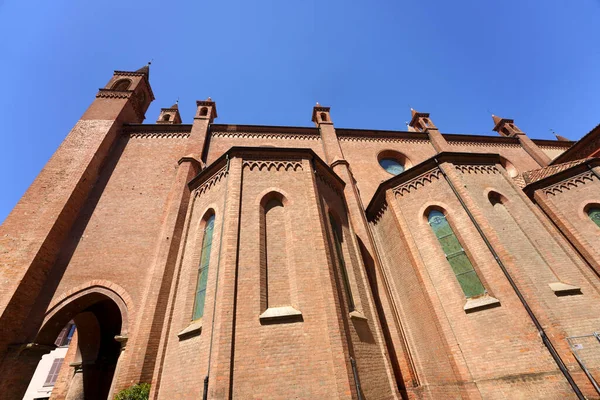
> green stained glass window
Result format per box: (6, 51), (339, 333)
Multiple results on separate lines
(428, 210), (485, 298)
(192, 214), (215, 320)
(379, 158), (405, 175)
(329, 214), (355, 311)
(589, 208), (600, 228)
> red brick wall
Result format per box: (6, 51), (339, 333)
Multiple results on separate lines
(370, 163), (581, 398)
(447, 141), (541, 173)
(536, 172), (600, 269)
(206, 130), (324, 165)
(338, 137), (436, 204)
(153, 161), (228, 399)
(50, 133), (188, 308)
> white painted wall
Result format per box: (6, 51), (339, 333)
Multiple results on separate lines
(22, 346), (69, 400)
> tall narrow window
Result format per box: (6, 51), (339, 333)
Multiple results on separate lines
(589, 208), (600, 228)
(428, 210), (485, 298)
(329, 214), (355, 311)
(192, 214), (215, 320)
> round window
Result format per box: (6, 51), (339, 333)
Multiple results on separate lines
(379, 158), (405, 175)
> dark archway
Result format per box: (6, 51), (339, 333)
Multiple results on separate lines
(0, 289), (126, 400)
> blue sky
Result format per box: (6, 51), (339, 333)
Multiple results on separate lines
(0, 0), (599, 223)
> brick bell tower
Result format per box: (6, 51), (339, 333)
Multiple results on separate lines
(0, 64), (153, 398)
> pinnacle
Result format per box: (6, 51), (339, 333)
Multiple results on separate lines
(170, 102), (178, 109)
(492, 114), (503, 126)
(135, 62), (150, 78)
(411, 108), (418, 117)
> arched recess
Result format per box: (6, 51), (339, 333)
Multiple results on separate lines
(259, 191), (293, 314)
(2, 285), (130, 400)
(487, 190), (509, 206)
(111, 79), (131, 91)
(327, 209), (356, 312)
(499, 156), (518, 178)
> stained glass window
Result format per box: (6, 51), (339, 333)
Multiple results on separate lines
(329, 214), (355, 311)
(192, 214), (215, 320)
(379, 158), (405, 175)
(589, 208), (600, 228)
(428, 210), (485, 298)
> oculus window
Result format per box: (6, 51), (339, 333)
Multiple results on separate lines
(379, 158), (405, 175)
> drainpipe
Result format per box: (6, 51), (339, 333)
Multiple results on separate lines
(203, 154), (231, 400)
(434, 157), (585, 400)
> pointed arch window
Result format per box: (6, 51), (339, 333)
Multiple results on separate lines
(192, 214), (215, 320)
(428, 210), (485, 298)
(588, 208), (600, 228)
(329, 213), (355, 311)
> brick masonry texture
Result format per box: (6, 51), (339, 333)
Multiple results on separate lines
(0, 66), (599, 399)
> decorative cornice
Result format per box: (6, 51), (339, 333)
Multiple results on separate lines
(338, 136), (429, 144)
(366, 152), (503, 220)
(114, 70), (147, 77)
(314, 167), (344, 196)
(449, 141), (520, 149)
(542, 171), (596, 196)
(242, 159), (303, 172)
(96, 89), (133, 99)
(536, 145), (570, 150)
(194, 164), (229, 197)
(392, 168), (442, 197)
(211, 131), (319, 140)
(455, 164), (499, 174)
(371, 201), (388, 224)
(127, 132), (189, 139)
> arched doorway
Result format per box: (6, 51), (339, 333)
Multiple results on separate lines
(0, 287), (128, 400)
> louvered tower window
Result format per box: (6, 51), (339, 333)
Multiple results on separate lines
(428, 210), (485, 298)
(192, 214), (215, 320)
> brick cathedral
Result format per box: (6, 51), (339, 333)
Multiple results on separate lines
(1, 64), (600, 400)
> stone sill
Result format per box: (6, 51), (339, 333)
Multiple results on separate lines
(178, 319), (202, 340)
(464, 295), (501, 313)
(549, 282), (582, 296)
(259, 306), (302, 323)
(349, 310), (368, 321)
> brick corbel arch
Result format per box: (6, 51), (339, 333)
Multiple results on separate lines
(40, 280), (134, 342)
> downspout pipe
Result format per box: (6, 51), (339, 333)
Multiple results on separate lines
(434, 157), (585, 400)
(203, 154), (231, 400)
